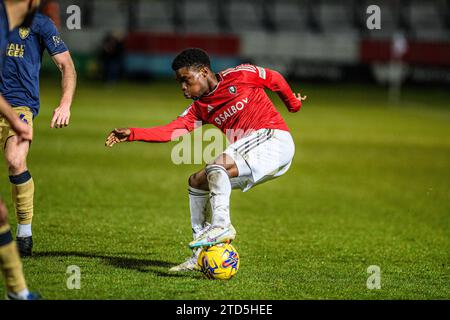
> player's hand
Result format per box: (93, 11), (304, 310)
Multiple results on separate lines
(51, 105), (71, 128)
(105, 128), (131, 147)
(11, 118), (33, 141)
(294, 93), (307, 102)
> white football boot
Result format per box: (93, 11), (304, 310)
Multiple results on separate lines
(169, 248), (202, 272)
(6, 291), (41, 300)
(188, 224), (236, 248)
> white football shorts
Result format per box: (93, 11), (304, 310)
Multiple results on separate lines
(223, 128), (295, 192)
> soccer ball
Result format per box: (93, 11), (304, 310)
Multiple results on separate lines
(197, 243), (240, 280)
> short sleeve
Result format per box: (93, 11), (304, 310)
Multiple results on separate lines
(40, 17), (68, 56)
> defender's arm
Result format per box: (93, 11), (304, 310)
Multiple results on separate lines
(51, 51), (77, 128)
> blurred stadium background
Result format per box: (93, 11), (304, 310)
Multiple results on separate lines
(42, 0), (450, 88)
(0, 0), (448, 299)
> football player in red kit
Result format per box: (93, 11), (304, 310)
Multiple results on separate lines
(105, 48), (306, 271)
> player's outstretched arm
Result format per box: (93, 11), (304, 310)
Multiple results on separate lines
(51, 51), (77, 129)
(106, 104), (202, 146)
(105, 128), (131, 147)
(105, 128), (131, 148)
(0, 94), (32, 141)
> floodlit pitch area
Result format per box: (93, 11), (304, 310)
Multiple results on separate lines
(0, 79), (448, 299)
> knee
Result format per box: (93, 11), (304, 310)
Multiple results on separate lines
(6, 156), (26, 175)
(211, 154), (238, 178)
(188, 172), (202, 189)
(206, 164), (230, 178)
(189, 170), (210, 190)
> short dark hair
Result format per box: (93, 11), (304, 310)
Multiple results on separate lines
(171, 48), (211, 71)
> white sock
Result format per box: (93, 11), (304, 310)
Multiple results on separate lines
(205, 164), (231, 228)
(9, 288), (30, 299)
(17, 223), (32, 238)
(188, 186), (210, 239)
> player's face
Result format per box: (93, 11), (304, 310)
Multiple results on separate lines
(175, 67), (209, 100)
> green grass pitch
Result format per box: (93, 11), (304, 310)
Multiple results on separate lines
(0, 79), (449, 299)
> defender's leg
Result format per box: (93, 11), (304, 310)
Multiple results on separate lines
(5, 135), (34, 257)
(0, 114), (39, 298)
(0, 200), (31, 299)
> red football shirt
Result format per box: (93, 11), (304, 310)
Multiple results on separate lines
(128, 64), (302, 143)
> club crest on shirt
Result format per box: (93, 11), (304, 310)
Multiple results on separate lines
(52, 35), (63, 47)
(228, 86), (237, 94)
(19, 27), (30, 40)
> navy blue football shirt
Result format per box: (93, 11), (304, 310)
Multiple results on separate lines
(0, 13), (68, 117)
(0, 0), (9, 71)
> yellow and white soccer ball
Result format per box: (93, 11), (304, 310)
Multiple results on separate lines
(197, 243), (240, 280)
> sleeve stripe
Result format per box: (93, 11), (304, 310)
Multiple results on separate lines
(179, 104), (194, 117)
(237, 65), (257, 71)
(256, 66), (266, 79)
(222, 65), (257, 77)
